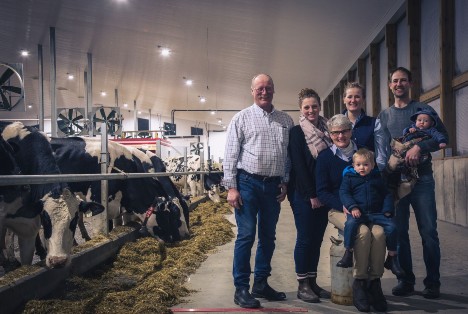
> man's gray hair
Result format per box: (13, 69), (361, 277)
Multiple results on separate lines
(327, 114), (352, 130)
(251, 73), (274, 88)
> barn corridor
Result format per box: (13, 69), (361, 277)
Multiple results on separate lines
(174, 201), (468, 313)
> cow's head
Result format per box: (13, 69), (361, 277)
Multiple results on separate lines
(140, 197), (189, 243)
(40, 188), (104, 268)
(204, 169), (224, 203)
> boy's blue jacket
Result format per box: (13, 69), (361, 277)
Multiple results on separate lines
(339, 166), (394, 215)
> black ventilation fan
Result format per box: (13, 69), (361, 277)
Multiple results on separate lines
(92, 106), (122, 136)
(190, 142), (204, 155)
(56, 108), (86, 136)
(0, 63), (24, 111)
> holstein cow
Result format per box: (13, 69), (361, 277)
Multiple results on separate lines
(139, 149), (190, 228)
(0, 122), (104, 275)
(164, 154), (224, 202)
(50, 137), (189, 242)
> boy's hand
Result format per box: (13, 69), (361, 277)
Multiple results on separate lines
(409, 127), (416, 133)
(439, 143), (447, 149)
(351, 208), (361, 218)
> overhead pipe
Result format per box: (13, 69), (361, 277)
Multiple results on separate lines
(170, 109), (299, 125)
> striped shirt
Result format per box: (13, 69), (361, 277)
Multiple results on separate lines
(222, 104), (294, 189)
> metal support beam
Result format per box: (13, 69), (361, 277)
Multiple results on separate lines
(37, 44), (44, 131)
(49, 27), (57, 137)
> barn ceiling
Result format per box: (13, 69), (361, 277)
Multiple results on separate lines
(0, 0), (404, 130)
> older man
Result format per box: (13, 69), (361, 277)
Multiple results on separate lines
(223, 74), (294, 308)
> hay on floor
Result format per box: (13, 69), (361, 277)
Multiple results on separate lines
(21, 199), (234, 314)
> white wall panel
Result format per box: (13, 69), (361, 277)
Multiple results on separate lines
(420, 0), (440, 92)
(456, 87), (468, 156)
(455, 0), (468, 75)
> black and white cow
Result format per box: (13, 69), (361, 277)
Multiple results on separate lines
(164, 154), (224, 202)
(0, 122), (104, 274)
(139, 149), (190, 228)
(50, 137), (189, 242)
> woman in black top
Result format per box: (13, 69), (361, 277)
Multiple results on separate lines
(288, 88), (332, 303)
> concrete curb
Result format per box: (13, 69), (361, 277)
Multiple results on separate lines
(0, 228), (140, 314)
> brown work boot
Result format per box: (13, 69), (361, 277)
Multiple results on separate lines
(297, 279), (319, 303)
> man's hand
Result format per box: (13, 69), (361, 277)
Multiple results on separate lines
(405, 144), (421, 167)
(276, 183), (287, 202)
(227, 188), (243, 209)
(310, 197), (323, 209)
(351, 208), (361, 218)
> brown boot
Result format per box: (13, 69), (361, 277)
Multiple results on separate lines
(309, 277), (331, 299)
(297, 279), (319, 303)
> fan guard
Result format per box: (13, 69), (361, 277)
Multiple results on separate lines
(0, 62), (24, 111)
(91, 106), (122, 136)
(190, 142), (204, 155)
(56, 108), (87, 137)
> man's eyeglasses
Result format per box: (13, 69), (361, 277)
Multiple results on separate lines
(329, 129), (351, 136)
(253, 87), (274, 94)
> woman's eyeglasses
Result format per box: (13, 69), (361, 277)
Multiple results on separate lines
(329, 129), (351, 136)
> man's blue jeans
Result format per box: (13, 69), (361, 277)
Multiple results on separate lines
(233, 171), (281, 289)
(395, 172), (441, 287)
(291, 190), (328, 277)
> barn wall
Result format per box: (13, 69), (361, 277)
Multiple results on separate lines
(433, 157), (468, 227)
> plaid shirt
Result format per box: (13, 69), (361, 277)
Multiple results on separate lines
(222, 104), (294, 190)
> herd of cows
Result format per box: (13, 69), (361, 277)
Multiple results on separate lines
(0, 121), (224, 277)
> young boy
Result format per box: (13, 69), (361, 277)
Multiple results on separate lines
(338, 148), (404, 277)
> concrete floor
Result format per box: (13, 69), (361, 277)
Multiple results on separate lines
(174, 201), (468, 313)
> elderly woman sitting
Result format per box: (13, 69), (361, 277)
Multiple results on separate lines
(315, 114), (387, 312)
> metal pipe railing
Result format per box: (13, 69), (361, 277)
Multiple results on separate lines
(0, 171), (223, 186)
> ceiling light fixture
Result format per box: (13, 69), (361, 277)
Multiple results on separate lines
(158, 45), (171, 57)
(210, 110), (215, 115)
(67, 73), (74, 80)
(20, 49), (29, 57)
(100, 91), (107, 96)
(123, 103), (128, 108)
(199, 96), (206, 103)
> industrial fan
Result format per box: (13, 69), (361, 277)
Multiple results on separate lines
(0, 62), (24, 111)
(91, 106), (122, 136)
(190, 142), (204, 155)
(56, 108), (87, 136)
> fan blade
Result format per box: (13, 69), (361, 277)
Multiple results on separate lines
(94, 117), (106, 123)
(99, 108), (106, 119)
(1, 90), (11, 109)
(72, 114), (83, 122)
(57, 120), (70, 133)
(67, 109), (74, 120)
(58, 113), (71, 123)
(1, 86), (22, 94)
(107, 110), (116, 119)
(0, 68), (14, 86)
(73, 123), (84, 131)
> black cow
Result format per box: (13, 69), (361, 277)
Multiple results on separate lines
(0, 122), (104, 274)
(50, 137), (189, 242)
(139, 149), (190, 228)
